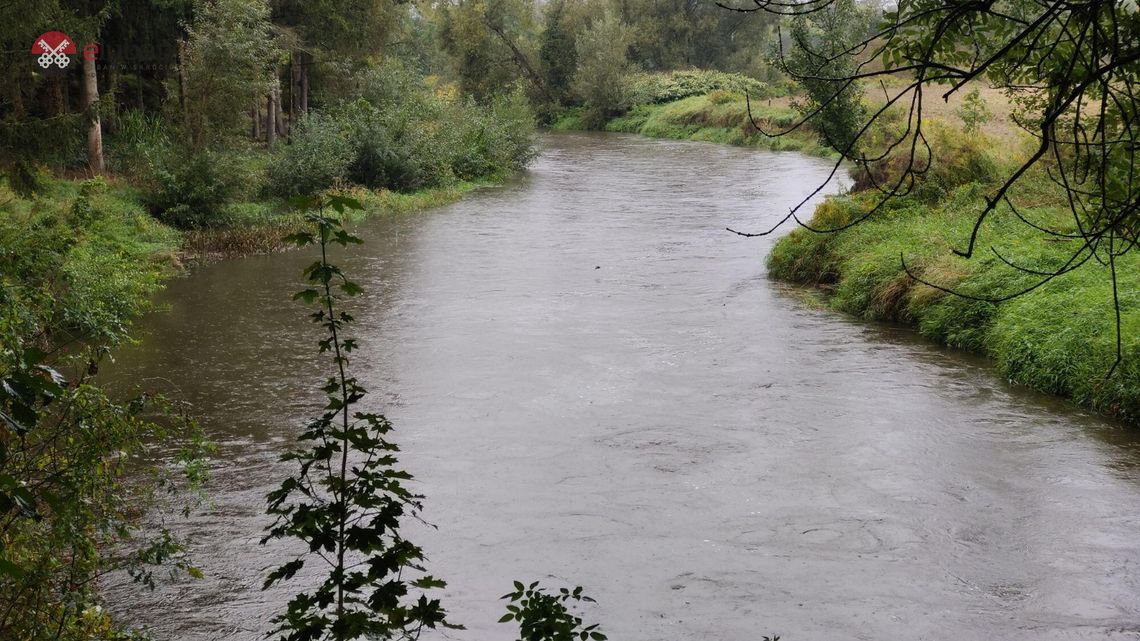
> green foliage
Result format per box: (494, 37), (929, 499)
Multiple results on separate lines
(106, 110), (174, 177)
(603, 93), (827, 156)
(262, 197), (456, 641)
(449, 87), (537, 179)
(619, 0), (778, 74)
(781, 0), (872, 156)
(340, 97), (454, 192)
(626, 70), (771, 106)
(574, 9), (634, 128)
(266, 112), (354, 198)
(851, 120), (1000, 202)
(499, 582), (606, 641)
(539, 0), (578, 103)
(269, 69), (535, 197)
(438, 0), (540, 101)
(0, 179), (206, 641)
(181, 0), (279, 149)
(955, 88), (993, 134)
(143, 150), (264, 229)
(768, 170), (1140, 422)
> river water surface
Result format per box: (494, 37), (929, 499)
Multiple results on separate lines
(106, 133), (1140, 641)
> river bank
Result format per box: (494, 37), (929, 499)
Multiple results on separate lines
(105, 133), (1140, 641)
(554, 85), (1139, 424)
(0, 171), (504, 297)
(553, 94), (830, 158)
(767, 172), (1140, 424)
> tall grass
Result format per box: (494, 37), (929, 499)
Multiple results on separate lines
(599, 92), (829, 156)
(768, 162), (1140, 422)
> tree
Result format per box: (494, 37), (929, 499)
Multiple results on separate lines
(779, 0), (871, 155)
(180, 0), (279, 149)
(539, 0), (577, 103)
(573, 8), (633, 127)
(438, 0), (541, 101)
(263, 198), (457, 641)
(724, 0), (1140, 372)
(271, 0), (405, 119)
(955, 88), (992, 134)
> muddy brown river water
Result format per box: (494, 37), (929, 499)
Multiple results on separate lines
(105, 132), (1140, 641)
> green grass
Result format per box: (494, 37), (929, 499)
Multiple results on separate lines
(767, 172), (1140, 423)
(555, 92), (833, 157)
(0, 175), (181, 344)
(550, 108), (589, 131)
(3, 170), (505, 272)
(180, 178), (502, 261)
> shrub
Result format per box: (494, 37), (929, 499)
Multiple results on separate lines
(269, 69), (535, 196)
(956, 88), (993, 133)
(449, 88), (536, 179)
(0, 178), (204, 641)
(343, 98), (454, 192)
(626, 70), (769, 106)
(852, 120), (1000, 200)
(107, 109), (173, 176)
(143, 150), (252, 228)
(266, 111), (354, 197)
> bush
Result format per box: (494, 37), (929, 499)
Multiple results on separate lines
(266, 111), (354, 197)
(626, 70), (770, 106)
(107, 109), (173, 176)
(449, 88), (536, 179)
(852, 120), (1000, 200)
(267, 69), (536, 196)
(344, 98), (454, 192)
(143, 150), (256, 228)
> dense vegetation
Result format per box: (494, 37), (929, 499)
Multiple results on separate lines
(768, 134), (1140, 421)
(0, 0), (787, 638)
(2, 0), (1138, 637)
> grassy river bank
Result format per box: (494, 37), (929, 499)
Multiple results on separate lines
(556, 81), (1139, 424)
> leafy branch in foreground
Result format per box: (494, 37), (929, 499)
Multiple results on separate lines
(500, 582), (606, 641)
(0, 215), (209, 640)
(261, 195), (456, 641)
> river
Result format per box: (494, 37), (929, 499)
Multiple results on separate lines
(105, 132), (1140, 641)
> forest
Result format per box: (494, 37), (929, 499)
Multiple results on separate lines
(2, 0), (1139, 638)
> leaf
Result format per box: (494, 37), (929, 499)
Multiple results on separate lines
(293, 289), (320, 304)
(263, 559), (305, 589)
(328, 195), (364, 212)
(411, 576), (447, 589)
(283, 232), (315, 247)
(498, 614), (514, 623)
(340, 281), (364, 297)
(0, 557), (25, 580)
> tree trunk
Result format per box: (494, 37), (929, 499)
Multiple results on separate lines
(105, 61), (119, 134)
(252, 100), (260, 141)
(49, 77), (65, 117)
(177, 39), (189, 122)
(82, 53), (105, 174)
(266, 90), (277, 149)
(274, 82), (286, 139)
(299, 52), (310, 114)
(485, 20), (554, 103)
(11, 72), (25, 119)
(290, 53), (301, 130)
